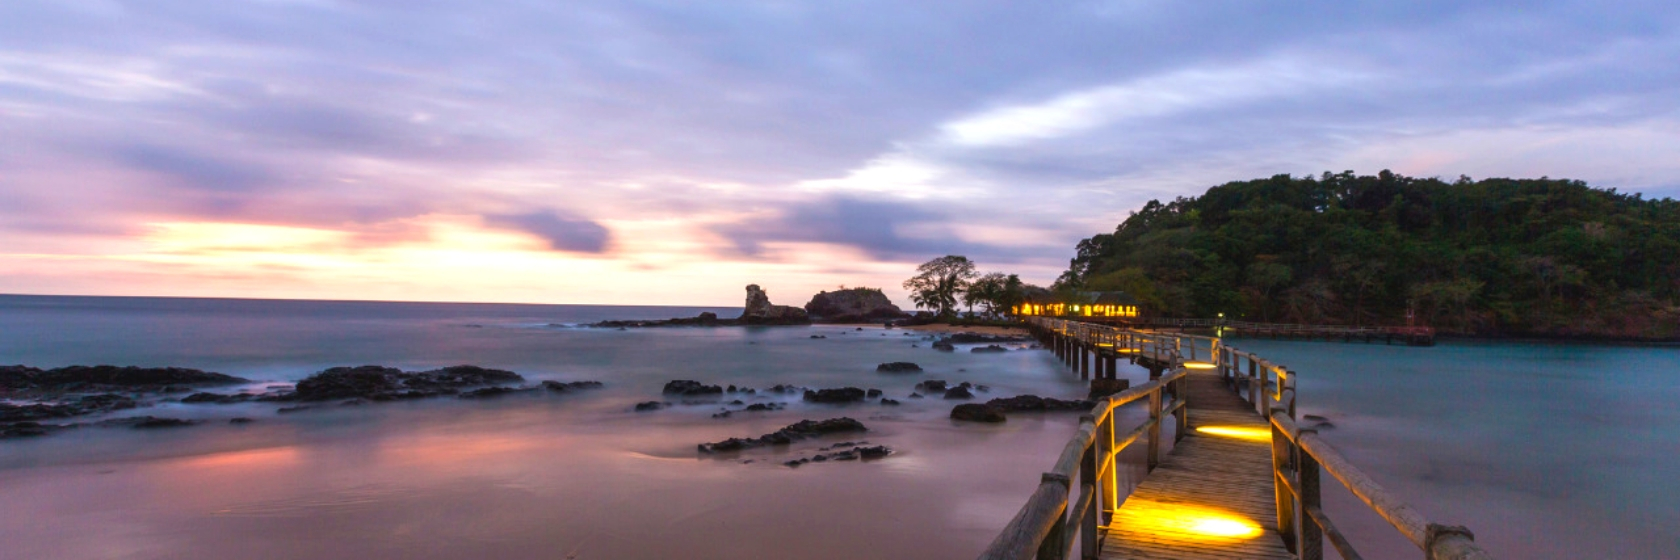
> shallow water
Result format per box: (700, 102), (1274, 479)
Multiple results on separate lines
(0, 295), (1111, 559)
(2, 295), (1676, 559)
(1228, 337), (1680, 560)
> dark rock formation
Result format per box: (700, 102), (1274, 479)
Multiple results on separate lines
(865, 388), (882, 398)
(943, 386), (974, 399)
(740, 284), (811, 325)
(880, 398), (900, 405)
(915, 380), (949, 393)
(1089, 379), (1130, 400)
(971, 345), (1008, 353)
(130, 416), (198, 429)
(2, 364), (246, 393)
(804, 288), (908, 323)
(875, 362), (923, 373)
(293, 365), (524, 401)
(542, 380), (604, 393)
(1, 394), (138, 422)
(931, 340), (955, 352)
(803, 387), (867, 403)
(698, 417), (867, 453)
(182, 392), (255, 404)
(663, 380), (724, 396)
(984, 395), (1093, 412)
(634, 401), (666, 412)
(459, 386), (538, 399)
(950, 403), (1007, 422)
(945, 333), (1032, 344)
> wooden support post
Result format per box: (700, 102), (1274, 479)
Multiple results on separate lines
(1298, 432), (1324, 560)
(1248, 357), (1260, 409)
(1079, 344), (1091, 379)
(1039, 473), (1070, 560)
(1101, 411), (1118, 523)
(1080, 415), (1100, 560)
(1272, 423), (1297, 553)
(1103, 355), (1117, 379)
(1147, 386), (1162, 471)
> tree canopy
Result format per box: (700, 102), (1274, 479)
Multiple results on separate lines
(1058, 171), (1680, 338)
(903, 255), (977, 317)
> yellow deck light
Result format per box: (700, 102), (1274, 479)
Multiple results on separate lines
(1111, 499), (1264, 542)
(1195, 426), (1272, 442)
(1183, 361), (1217, 370)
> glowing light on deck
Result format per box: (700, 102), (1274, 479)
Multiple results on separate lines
(1114, 499), (1265, 542)
(1195, 426), (1272, 442)
(1183, 361), (1217, 369)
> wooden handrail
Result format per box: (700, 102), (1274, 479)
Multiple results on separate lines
(982, 317), (1489, 560)
(1270, 412), (1492, 560)
(979, 316), (1192, 560)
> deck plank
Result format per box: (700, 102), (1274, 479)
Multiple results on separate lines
(1097, 367), (1296, 560)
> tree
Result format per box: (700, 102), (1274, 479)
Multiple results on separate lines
(903, 255), (977, 317)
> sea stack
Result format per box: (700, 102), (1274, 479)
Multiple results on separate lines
(739, 284), (812, 325)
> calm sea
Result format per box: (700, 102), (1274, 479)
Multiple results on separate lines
(1, 295), (1675, 559)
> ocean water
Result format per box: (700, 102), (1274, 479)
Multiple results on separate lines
(1, 295), (1676, 559)
(0, 295), (1109, 559)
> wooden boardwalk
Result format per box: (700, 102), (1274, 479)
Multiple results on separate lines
(1100, 368), (1293, 559)
(981, 318), (1491, 560)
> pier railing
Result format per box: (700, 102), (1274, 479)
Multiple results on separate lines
(977, 364), (1189, 560)
(981, 317), (1490, 560)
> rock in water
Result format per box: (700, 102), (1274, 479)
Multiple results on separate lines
(943, 386), (974, 399)
(738, 284), (812, 325)
(970, 345), (1008, 353)
(294, 365), (525, 401)
(950, 404), (1006, 423)
(803, 387), (867, 403)
(803, 288), (909, 323)
(662, 380), (723, 396)
(1089, 379), (1130, 400)
(875, 362), (923, 373)
(698, 417), (868, 453)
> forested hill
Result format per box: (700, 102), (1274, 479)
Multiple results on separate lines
(1060, 171), (1680, 339)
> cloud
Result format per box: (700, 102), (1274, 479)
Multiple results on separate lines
(2, 0), (1680, 301)
(484, 211), (612, 253)
(713, 196), (1039, 262)
(112, 144), (272, 192)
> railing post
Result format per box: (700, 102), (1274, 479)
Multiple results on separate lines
(1039, 473), (1070, 560)
(1298, 430), (1324, 560)
(1272, 422), (1297, 553)
(1248, 357), (1260, 409)
(1147, 385), (1162, 471)
(1175, 376), (1188, 443)
(1080, 414), (1101, 560)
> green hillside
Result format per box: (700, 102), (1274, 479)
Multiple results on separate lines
(1058, 171), (1680, 339)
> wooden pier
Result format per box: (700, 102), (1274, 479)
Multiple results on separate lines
(1084, 317), (1437, 346)
(978, 318), (1488, 560)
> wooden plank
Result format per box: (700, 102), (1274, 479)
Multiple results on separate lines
(1097, 367), (1296, 560)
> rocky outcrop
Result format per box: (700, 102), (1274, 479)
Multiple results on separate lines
(1089, 379), (1130, 400)
(875, 362), (922, 373)
(951, 403), (1007, 423)
(1, 394), (138, 422)
(294, 365), (525, 401)
(698, 417), (868, 453)
(740, 284), (811, 325)
(950, 395), (1095, 424)
(804, 288), (908, 323)
(663, 380), (724, 396)
(802, 387), (867, 403)
(2, 364), (246, 393)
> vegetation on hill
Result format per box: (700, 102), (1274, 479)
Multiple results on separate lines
(1056, 171), (1680, 339)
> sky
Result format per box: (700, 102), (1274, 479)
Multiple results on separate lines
(2, 1), (1678, 308)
